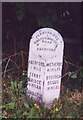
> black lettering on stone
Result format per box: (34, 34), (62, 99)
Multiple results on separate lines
(29, 83), (41, 89)
(29, 72), (41, 79)
(46, 75), (61, 80)
(30, 78), (41, 85)
(27, 90), (42, 98)
(46, 62), (62, 67)
(47, 67), (61, 72)
(29, 60), (45, 67)
(47, 85), (59, 90)
(47, 80), (59, 85)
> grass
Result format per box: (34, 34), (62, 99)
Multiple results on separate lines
(1, 53), (82, 119)
(1, 70), (82, 119)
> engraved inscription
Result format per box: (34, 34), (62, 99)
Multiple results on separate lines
(27, 28), (64, 104)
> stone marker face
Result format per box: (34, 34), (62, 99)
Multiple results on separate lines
(27, 28), (64, 104)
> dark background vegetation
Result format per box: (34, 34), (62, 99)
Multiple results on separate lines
(2, 3), (81, 56)
(2, 2), (81, 89)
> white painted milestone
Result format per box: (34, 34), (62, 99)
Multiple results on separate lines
(27, 28), (64, 104)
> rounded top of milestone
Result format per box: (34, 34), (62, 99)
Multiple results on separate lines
(29, 28), (64, 59)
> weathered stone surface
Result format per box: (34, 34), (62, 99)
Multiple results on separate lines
(27, 28), (64, 104)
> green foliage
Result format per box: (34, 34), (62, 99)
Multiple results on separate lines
(15, 3), (25, 21)
(38, 17), (53, 27)
(2, 78), (82, 118)
(24, 103), (29, 109)
(68, 71), (77, 79)
(2, 59), (82, 118)
(6, 102), (15, 110)
(28, 108), (40, 118)
(80, 55), (83, 61)
(10, 80), (24, 96)
(80, 67), (83, 78)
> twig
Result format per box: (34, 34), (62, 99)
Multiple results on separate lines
(21, 51), (24, 69)
(3, 59), (10, 78)
(2, 52), (21, 63)
(2, 51), (29, 63)
(61, 72), (69, 79)
(3, 58), (19, 77)
(10, 59), (20, 70)
(13, 36), (17, 62)
(21, 51), (29, 55)
(2, 69), (13, 74)
(64, 58), (78, 68)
